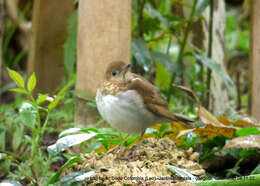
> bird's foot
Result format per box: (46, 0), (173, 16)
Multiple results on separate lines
(118, 145), (138, 161)
(107, 144), (122, 154)
(128, 150), (138, 161)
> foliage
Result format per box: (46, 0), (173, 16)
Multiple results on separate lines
(0, 68), (72, 184)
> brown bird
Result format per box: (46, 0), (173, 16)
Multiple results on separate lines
(96, 61), (192, 155)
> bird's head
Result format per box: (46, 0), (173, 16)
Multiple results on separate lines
(105, 61), (131, 82)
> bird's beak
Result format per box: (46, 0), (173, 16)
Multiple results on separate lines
(122, 64), (131, 80)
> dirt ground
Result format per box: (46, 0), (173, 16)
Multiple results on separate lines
(69, 138), (206, 185)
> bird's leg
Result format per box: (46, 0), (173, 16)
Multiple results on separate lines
(128, 130), (146, 160)
(107, 134), (130, 154)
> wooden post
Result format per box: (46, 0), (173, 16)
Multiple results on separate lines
(27, 0), (74, 93)
(249, 0), (260, 121)
(75, 0), (131, 125)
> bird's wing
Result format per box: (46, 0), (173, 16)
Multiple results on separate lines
(127, 73), (192, 123)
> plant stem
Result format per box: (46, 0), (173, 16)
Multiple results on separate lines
(167, 0), (198, 102)
(166, 36), (172, 55)
(29, 93), (42, 160)
(195, 174), (260, 186)
(205, 0), (214, 109)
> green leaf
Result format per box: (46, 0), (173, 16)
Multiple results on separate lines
(47, 132), (97, 155)
(194, 0), (211, 17)
(64, 10), (78, 76)
(27, 72), (36, 92)
(235, 128), (260, 137)
(12, 124), (24, 150)
(36, 94), (49, 104)
(146, 3), (169, 28)
(193, 53), (236, 97)
(131, 39), (152, 71)
(19, 103), (37, 128)
(251, 164), (260, 175)
(6, 68), (25, 88)
(166, 164), (197, 181)
(151, 52), (182, 72)
(85, 142), (102, 153)
(47, 156), (82, 184)
(155, 63), (170, 90)
(58, 170), (95, 186)
(9, 88), (28, 95)
(59, 128), (81, 138)
(48, 81), (73, 111)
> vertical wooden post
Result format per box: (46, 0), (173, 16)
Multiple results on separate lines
(27, 0), (74, 93)
(75, 0), (131, 125)
(249, 0), (260, 121)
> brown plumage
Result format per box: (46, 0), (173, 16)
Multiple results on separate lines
(125, 68), (192, 123)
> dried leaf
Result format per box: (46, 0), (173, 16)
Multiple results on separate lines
(193, 124), (235, 142)
(199, 106), (222, 125)
(164, 122), (192, 146)
(218, 116), (260, 127)
(222, 135), (260, 150)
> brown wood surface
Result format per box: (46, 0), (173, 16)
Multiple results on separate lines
(250, 0), (260, 121)
(75, 0), (131, 125)
(27, 0), (74, 93)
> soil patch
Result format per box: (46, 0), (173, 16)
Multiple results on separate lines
(68, 138), (205, 185)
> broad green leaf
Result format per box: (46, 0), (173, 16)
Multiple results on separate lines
(36, 94), (49, 104)
(166, 164), (197, 181)
(85, 142), (102, 153)
(47, 132), (97, 155)
(146, 3), (169, 28)
(251, 164), (260, 175)
(235, 128), (260, 137)
(12, 124), (24, 150)
(131, 39), (152, 71)
(155, 63), (170, 90)
(7, 68), (25, 88)
(64, 10), (77, 76)
(47, 156), (82, 184)
(19, 102), (37, 128)
(48, 81), (73, 111)
(27, 72), (36, 92)
(59, 128), (81, 138)
(194, 0), (211, 17)
(151, 52), (181, 72)
(9, 88), (28, 95)
(193, 53), (236, 97)
(58, 170), (95, 186)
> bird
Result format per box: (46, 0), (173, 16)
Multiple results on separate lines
(96, 61), (192, 156)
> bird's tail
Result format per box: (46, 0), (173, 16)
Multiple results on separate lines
(173, 113), (194, 125)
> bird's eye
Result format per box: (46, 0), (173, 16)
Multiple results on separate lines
(111, 71), (117, 77)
